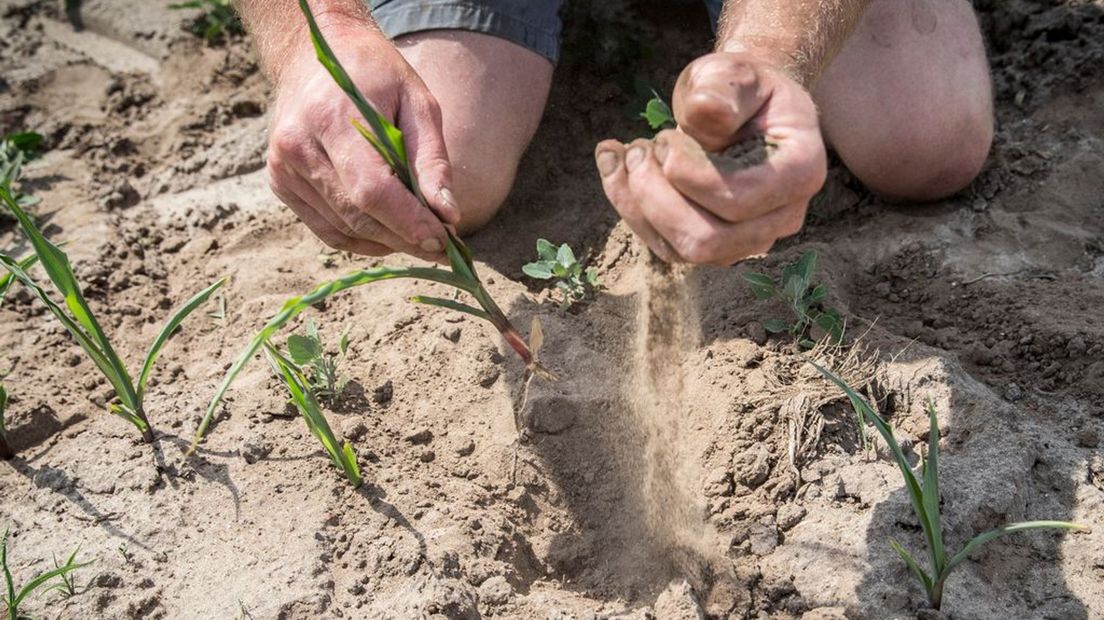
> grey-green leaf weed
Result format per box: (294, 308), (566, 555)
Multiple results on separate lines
(744, 249), (843, 348)
(522, 239), (600, 308)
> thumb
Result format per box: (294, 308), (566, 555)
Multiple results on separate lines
(399, 92), (461, 226)
(672, 53), (772, 152)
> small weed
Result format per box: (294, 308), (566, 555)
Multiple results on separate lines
(2, 528), (90, 620)
(812, 364), (1088, 611)
(264, 340), (362, 487)
(49, 547), (90, 599)
(287, 320), (351, 402)
(168, 0), (243, 43)
(744, 249), (842, 348)
(641, 93), (675, 132)
(116, 544), (130, 565)
(522, 239), (599, 308)
(0, 187), (225, 446)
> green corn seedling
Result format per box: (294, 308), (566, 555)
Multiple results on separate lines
(287, 319), (351, 402)
(522, 239), (599, 308)
(2, 528), (90, 620)
(744, 249), (842, 348)
(811, 363), (1087, 611)
(189, 0), (553, 454)
(168, 0), (242, 42)
(0, 385), (9, 460)
(0, 132), (43, 210)
(48, 546), (89, 599)
(0, 187), (225, 443)
(641, 93), (675, 131)
(264, 340), (362, 487)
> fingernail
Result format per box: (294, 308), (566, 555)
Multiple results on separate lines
(420, 237), (443, 253)
(654, 138), (669, 165)
(596, 149), (620, 177)
(436, 186), (459, 215)
(625, 146), (646, 171)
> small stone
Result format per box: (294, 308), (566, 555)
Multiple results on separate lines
(419, 449), (436, 463)
(238, 436), (273, 464)
(653, 580), (704, 619)
(1067, 336), (1087, 357)
(748, 523), (778, 556)
(372, 380), (394, 404)
(1075, 427), (1099, 448)
(971, 197), (988, 212)
(477, 575), (513, 606)
(33, 467), (71, 491)
(776, 504), (807, 531)
(347, 583), (366, 595)
(344, 422), (369, 442)
(1005, 383), (1023, 402)
(66, 353), (82, 367)
(745, 321), (768, 346)
(443, 327), (461, 343)
(477, 366), (500, 388)
(160, 236), (188, 253)
(703, 467), (734, 497)
(733, 448), (771, 488)
(93, 572), (123, 588)
(405, 428), (433, 445)
(455, 439), (475, 457)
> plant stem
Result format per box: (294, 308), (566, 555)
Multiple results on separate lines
(931, 579), (944, 610)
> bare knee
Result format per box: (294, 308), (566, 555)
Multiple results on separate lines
(447, 140), (520, 234)
(847, 109), (993, 202)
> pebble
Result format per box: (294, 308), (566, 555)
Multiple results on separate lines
(405, 428), (433, 445)
(653, 580), (704, 619)
(1005, 383), (1023, 402)
(477, 575), (513, 606)
(776, 504), (807, 531)
(372, 380), (394, 404)
(745, 321), (768, 346)
(443, 326), (461, 343)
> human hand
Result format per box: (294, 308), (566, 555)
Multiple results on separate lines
(595, 52), (827, 265)
(266, 17), (459, 261)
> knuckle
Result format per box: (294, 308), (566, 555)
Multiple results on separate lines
(672, 233), (716, 265)
(270, 125), (310, 163)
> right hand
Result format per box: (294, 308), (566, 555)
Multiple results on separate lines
(266, 17), (459, 261)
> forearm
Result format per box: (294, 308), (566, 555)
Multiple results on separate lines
(716, 0), (872, 87)
(233, 0), (380, 84)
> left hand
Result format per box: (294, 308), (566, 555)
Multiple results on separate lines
(595, 52), (827, 265)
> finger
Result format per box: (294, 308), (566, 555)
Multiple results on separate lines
(323, 134), (450, 255)
(595, 139), (678, 263)
(398, 90), (461, 226)
(268, 168), (392, 256)
(672, 53), (770, 152)
(287, 162), (448, 263)
(655, 128), (824, 223)
(626, 139), (806, 265)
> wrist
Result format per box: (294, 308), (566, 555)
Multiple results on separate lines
(264, 5), (385, 86)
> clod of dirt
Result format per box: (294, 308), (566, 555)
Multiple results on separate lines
(653, 580), (704, 619)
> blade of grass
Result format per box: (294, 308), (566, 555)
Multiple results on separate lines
(942, 520), (1088, 579)
(136, 277), (226, 401)
(0, 384), (9, 460)
(190, 266), (472, 453)
(2, 529), (14, 610)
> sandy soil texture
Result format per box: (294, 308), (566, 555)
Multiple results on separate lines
(1, 0), (1102, 618)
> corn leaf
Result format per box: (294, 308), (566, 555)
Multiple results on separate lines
(0, 384), (7, 436)
(137, 277), (226, 402)
(942, 520), (1086, 580)
(921, 402), (945, 574)
(3, 528), (15, 606)
(264, 341), (361, 487)
(0, 253), (40, 308)
(889, 538), (933, 598)
(190, 266), (473, 453)
(0, 187), (136, 410)
(410, 296), (490, 321)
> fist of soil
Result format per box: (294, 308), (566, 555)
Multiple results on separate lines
(595, 52), (827, 265)
(265, 21), (460, 261)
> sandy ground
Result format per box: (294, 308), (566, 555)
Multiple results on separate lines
(1, 0), (1102, 618)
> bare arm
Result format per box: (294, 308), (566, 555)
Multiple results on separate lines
(234, 0), (378, 84)
(716, 0), (873, 87)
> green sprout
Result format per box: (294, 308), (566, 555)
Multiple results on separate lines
(189, 0), (554, 454)
(641, 93), (675, 132)
(49, 547), (90, 599)
(0, 188), (225, 444)
(812, 363), (1088, 611)
(2, 528), (90, 620)
(287, 320), (351, 402)
(264, 340), (361, 487)
(522, 239), (599, 308)
(168, 0), (243, 42)
(743, 249), (842, 348)
(0, 385), (9, 460)
(0, 132), (44, 210)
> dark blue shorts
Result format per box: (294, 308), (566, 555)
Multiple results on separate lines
(369, 0), (723, 63)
